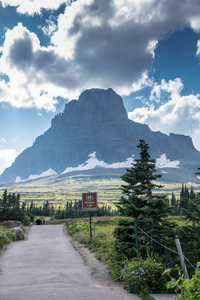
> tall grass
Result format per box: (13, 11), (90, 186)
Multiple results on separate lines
(67, 217), (118, 264)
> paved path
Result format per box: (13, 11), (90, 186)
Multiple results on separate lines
(0, 225), (140, 300)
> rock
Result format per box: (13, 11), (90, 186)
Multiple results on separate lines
(11, 227), (24, 240)
(3, 221), (22, 228)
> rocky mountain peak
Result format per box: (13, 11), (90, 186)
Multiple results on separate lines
(0, 88), (200, 183)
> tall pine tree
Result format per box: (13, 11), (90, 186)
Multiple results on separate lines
(114, 140), (176, 260)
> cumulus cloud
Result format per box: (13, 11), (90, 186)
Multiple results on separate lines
(0, 0), (66, 15)
(197, 39), (200, 56)
(0, 148), (18, 175)
(128, 78), (200, 150)
(39, 20), (58, 36)
(0, 23), (80, 110)
(0, 1), (200, 110)
(150, 78), (183, 103)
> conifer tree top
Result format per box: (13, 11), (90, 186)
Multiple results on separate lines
(120, 139), (163, 200)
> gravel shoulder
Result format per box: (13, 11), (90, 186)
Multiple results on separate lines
(64, 226), (122, 288)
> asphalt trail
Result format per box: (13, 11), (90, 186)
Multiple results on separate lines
(0, 225), (140, 300)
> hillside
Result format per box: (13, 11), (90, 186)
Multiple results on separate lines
(1, 173), (200, 209)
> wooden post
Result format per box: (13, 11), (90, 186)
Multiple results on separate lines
(89, 211), (92, 242)
(134, 222), (140, 260)
(175, 239), (189, 279)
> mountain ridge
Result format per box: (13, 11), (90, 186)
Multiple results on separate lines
(0, 88), (199, 183)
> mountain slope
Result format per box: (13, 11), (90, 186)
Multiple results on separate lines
(0, 88), (199, 183)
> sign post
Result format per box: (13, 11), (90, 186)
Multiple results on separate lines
(82, 192), (98, 242)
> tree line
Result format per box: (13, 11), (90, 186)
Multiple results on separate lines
(55, 200), (118, 219)
(171, 184), (200, 218)
(25, 199), (118, 221)
(0, 190), (25, 222)
(0, 193), (118, 223)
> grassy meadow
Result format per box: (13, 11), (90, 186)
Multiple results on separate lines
(0, 174), (122, 209)
(1, 174), (200, 209)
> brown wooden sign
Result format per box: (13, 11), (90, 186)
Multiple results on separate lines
(82, 192), (98, 211)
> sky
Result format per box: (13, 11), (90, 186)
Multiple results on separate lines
(0, 0), (200, 175)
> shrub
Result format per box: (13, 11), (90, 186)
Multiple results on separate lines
(23, 216), (30, 226)
(68, 222), (90, 243)
(0, 230), (17, 250)
(121, 258), (168, 295)
(167, 262), (200, 299)
(68, 222), (89, 235)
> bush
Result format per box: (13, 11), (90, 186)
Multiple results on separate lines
(68, 222), (90, 243)
(68, 222), (89, 235)
(121, 258), (168, 295)
(167, 262), (200, 299)
(23, 216), (30, 226)
(0, 230), (17, 250)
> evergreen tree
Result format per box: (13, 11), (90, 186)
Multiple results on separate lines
(30, 200), (34, 210)
(181, 195), (200, 226)
(16, 194), (20, 208)
(2, 189), (8, 209)
(179, 185), (190, 213)
(190, 186), (196, 199)
(114, 139), (176, 260)
(10, 193), (16, 209)
(116, 140), (165, 218)
(180, 184), (189, 199)
(171, 192), (176, 207)
(119, 140), (163, 203)
(0, 190), (25, 222)
(171, 192), (179, 215)
(42, 200), (50, 216)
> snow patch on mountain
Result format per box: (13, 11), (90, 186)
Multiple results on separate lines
(62, 152), (135, 174)
(156, 154), (180, 168)
(15, 153), (180, 182)
(15, 168), (57, 182)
